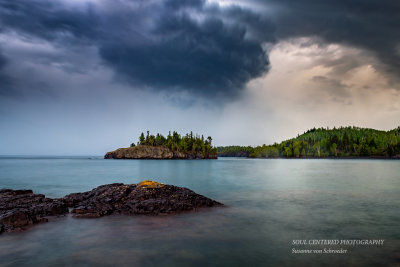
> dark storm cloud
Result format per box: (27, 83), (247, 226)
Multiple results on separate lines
(261, 0), (400, 82)
(100, 10), (272, 97)
(0, 0), (98, 42)
(0, 0), (399, 100)
(0, 0), (274, 99)
(0, 50), (6, 67)
(165, 0), (205, 9)
(98, 0), (275, 98)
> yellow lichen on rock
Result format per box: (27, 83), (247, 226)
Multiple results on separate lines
(138, 180), (164, 188)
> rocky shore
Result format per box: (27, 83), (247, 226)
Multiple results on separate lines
(104, 145), (218, 159)
(0, 181), (222, 234)
(0, 189), (68, 233)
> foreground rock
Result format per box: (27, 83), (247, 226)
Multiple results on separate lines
(0, 189), (68, 233)
(63, 181), (222, 218)
(0, 181), (222, 233)
(104, 145), (217, 159)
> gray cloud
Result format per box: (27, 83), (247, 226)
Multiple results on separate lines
(262, 0), (400, 84)
(0, 0), (98, 42)
(0, 0), (274, 99)
(0, 0), (399, 102)
(312, 75), (351, 100)
(0, 50), (6, 67)
(0, 48), (14, 97)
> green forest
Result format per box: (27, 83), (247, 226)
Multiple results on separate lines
(132, 131), (217, 156)
(218, 126), (400, 158)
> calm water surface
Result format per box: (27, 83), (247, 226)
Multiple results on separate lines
(0, 157), (399, 266)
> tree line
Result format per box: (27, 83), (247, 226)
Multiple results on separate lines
(218, 126), (400, 158)
(132, 131), (217, 156)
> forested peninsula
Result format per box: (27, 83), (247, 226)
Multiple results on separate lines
(218, 126), (400, 159)
(105, 131), (218, 159)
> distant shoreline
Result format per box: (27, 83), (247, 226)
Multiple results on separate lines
(218, 155), (400, 160)
(0, 155), (399, 160)
(218, 126), (400, 159)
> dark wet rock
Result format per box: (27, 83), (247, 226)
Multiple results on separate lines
(62, 181), (222, 218)
(0, 181), (222, 233)
(104, 145), (217, 159)
(0, 189), (68, 233)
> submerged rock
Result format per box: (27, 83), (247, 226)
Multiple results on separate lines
(0, 189), (68, 233)
(104, 145), (217, 159)
(63, 180), (222, 218)
(0, 181), (222, 233)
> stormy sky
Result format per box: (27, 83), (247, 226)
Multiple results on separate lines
(0, 0), (399, 155)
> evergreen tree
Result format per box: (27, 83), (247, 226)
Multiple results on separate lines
(217, 126), (400, 158)
(134, 131), (217, 156)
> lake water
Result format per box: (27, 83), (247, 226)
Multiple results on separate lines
(0, 157), (399, 266)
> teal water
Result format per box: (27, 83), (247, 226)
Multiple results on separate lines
(0, 157), (399, 266)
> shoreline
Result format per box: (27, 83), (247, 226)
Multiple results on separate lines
(218, 155), (400, 160)
(1, 155), (399, 160)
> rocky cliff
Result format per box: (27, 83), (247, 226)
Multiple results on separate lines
(104, 145), (217, 159)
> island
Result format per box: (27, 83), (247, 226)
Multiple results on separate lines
(105, 131), (218, 159)
(0, 181), (222, 234)
(218, 126), (400, 158)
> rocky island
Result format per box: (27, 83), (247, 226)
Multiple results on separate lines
(105, 145), (217, 159)
(105, 131), (218, 159)
(0, 181), (222, 234)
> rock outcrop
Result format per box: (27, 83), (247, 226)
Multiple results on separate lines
(63, 181), (222, 218)
(104, 145), (217, 159)
(0, 189), (68, 233)
(0, 181), (222, 233)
